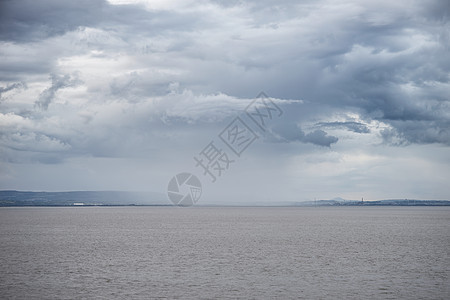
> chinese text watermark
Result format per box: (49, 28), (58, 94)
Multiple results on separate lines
(167, 92), (283, 206)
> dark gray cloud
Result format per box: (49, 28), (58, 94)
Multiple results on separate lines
(0, 82), (26, 101)
(303, 129), (338, 147)
(269, 121), (338, 147)
(0, 0), (105, 42)
(316, 121), (370, 134)
(0, 0), (204, 43)
(35, 73), (81, 110)
(381, 120), (450, 146)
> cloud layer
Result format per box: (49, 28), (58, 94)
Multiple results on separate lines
(0, 0), (449, 201)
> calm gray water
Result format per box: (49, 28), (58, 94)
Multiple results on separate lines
(0, 206), (449, 299)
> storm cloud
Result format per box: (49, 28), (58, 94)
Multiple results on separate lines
(0, 0), (449, 202)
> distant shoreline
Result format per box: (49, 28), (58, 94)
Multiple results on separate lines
(0, 190), (449, 207)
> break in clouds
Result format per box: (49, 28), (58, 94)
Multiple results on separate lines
(0, 0), (449, 202)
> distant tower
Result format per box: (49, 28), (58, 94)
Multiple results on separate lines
(362, 197), (364, 204)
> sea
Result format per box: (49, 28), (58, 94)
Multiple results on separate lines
(0, 206), (449, 299)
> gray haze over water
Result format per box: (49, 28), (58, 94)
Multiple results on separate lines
(1, 207), (449, 299)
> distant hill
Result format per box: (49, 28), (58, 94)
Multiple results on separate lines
(0, 191), (449, 207)
(0, 190), (168, 206)
(295, 199), (450, 206)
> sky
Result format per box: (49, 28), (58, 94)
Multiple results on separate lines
(0, 0), (449, 204)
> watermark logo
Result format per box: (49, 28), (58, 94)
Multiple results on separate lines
(167, 92), (283, 206)
(167, 173), (202, 206)
(218, 116), (258, 157)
